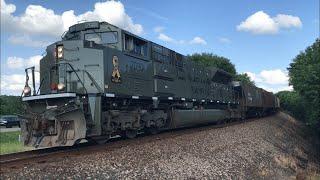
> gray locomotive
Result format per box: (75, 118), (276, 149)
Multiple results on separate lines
(21, 21), (280, 148)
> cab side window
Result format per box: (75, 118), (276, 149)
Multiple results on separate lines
(101, 32), (118, 44)
(124, 34), (147, 57)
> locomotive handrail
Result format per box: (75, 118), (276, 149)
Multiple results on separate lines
(21, 66), (36, 97)
(83, 70), (104, 93)
(61, 30), (67, 39)
(36, 78), (45, 95)
(56, 62), (88, 94)
(35, 69), (53, 95)
(59, 62), (103, 93)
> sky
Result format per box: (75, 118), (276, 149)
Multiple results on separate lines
(0, 0), (319, 95)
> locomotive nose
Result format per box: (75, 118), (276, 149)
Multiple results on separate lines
(21, 97), (87, 148)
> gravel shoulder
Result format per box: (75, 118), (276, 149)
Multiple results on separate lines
(1, 112), (319, 179)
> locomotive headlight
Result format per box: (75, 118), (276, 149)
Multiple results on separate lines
(57, 45), (63, 59)
(57, 83), (65, 90)
(23, 86), (31, 95)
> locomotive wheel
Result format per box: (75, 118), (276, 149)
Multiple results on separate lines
(216, 120), (223, 125)
(147, 127), (160, 135)
(125, 129), (137, 139)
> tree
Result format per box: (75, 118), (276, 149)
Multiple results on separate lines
(187, 53), (237, 76)
(234, 73), (255, 86)
(0, 95), (23, 115)
(288, 39), (320, 129)
(188, 53), (256, 85)
(276, 91), (306, 121)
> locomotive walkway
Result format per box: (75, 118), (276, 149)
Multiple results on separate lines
(1, 112), (319, 179)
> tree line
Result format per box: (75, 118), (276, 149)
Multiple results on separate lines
(277, 39), (319, 133)
(187, 53), (255, 85)
(187, 41), (319, 134)
(0, 95), (24, 116)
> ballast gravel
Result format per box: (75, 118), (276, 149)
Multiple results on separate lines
(1, 112), (319, 179)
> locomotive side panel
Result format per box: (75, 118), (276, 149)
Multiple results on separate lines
(242, 84), (263, 107)
(175, 66), (189, 98)
(39, 54), (53, 95)
(104, 42), (153, 97)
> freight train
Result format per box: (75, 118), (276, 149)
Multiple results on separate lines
(20, 21), (280, 148)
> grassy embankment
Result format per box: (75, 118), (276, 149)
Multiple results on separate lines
(0, 131), (30, 155)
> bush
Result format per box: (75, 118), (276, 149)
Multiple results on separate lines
(288, 39), (320, 130)
(276, 91), (305, 121)
(187, 53), (237, 76)
(188, 53), (255, 85)
(0, 95), (23, 115)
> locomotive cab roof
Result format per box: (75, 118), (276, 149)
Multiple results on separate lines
(62, 21), (121, 40)
(68, 21), (101, 33)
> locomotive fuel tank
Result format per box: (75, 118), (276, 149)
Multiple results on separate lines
(170, 109), (229, 128)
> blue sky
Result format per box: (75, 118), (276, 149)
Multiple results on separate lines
(1, 0), (319, 95)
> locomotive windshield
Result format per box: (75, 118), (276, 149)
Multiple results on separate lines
(63, 32), (81, 40)
(84, 31), (118, 44)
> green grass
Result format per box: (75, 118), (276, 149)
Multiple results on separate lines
(0, 131), (29, 155)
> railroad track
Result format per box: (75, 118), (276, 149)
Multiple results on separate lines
(0, 142), (92, 164)
(0, 116), (260, 166)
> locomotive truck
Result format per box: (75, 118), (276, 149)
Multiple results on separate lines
(20, 21), (280, 148)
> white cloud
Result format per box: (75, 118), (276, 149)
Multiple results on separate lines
(273, 14), (302, 28)
(157, 33), (206, 45)
(1, 73), (40, 95)
(245, 69), (289, 85)
(254, 82), (293, 93)
(6, 55), (43, 71)
(189, 36), (207, 45)
(1, 3), (63, 36)
(3, 55), (42, 95)
(0, 0), (16, 31)
(259, 69), (289, 85)
(1, 0), (15, 14)
(237, 11), (278, 34)
(158, 33), (175, 42)
(154, 26), (165, 33)
(237, 11), (302, 34)
(130, 7), (168, 21)
(7, 57), (24, 69)
(243, 69), (292, 93)
(1, 74), (26, 94)
(244, 72), (259, 82)
(1, 0), (144, 37)
(2, 54), (43, 95)
(62, 1), (143, 35)
(218, 37), (231, 44)
(8, 34), (51, 48)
